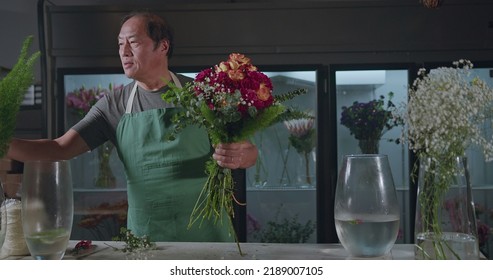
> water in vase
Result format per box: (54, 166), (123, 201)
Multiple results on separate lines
(335, 214), (400, 258)
(415, 232), (479, 260)
(25, 229), (70, 260)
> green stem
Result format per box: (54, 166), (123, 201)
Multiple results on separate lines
(304, 151), (311, 185)
(188, 159), (243, 255)
(417, 156), (463, 259)
(275, 128), (291, 185)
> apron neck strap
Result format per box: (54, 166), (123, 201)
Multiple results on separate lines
(170, 72), (182, 88)
(125, 72), (182, 114)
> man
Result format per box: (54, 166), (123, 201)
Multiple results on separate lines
(7, 11), (258, 242)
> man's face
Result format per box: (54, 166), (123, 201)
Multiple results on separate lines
(117, 16), (168, 81)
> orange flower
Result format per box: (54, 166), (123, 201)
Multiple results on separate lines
(216, 61), (230, 72)
(228, 69), (245, 81)
(228, 60), (240, 70)
(229, 53), (250, 65)
(256, 83), (271, 101)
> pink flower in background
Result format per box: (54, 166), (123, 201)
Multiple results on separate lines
(66, 86), (106, 116)
(477, 220), (490, 248)
(444, 198), (462, 232)
(66, 84), (122, 117)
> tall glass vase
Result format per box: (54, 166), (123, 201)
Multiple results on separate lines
(414, 156), (479, 260)
(0, 179), (6, 250)
(296, 149), (316, 188)
(22, 160), (73, 260)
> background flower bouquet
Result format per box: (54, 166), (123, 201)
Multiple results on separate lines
(340, 92), (402, 154)
(162, 53), (307, 253)
(66, 84), (123, 188)
(284, 116), (316, 187)
(66, 86), (108, 117)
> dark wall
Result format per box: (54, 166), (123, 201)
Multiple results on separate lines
(0, 1), (40, 80)
(46, 1), (493, 68)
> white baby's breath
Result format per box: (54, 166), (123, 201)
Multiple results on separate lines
(403, 59), (493, 259)
(402, 59), (493, 161)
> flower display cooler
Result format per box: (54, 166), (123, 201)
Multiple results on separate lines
(334, 66), (411, 244)
(58, 68), (132, 241)
(55, 63), (493, 259)
(332, 63), (493, 258)
(57, 67), (322, 243)
(245, 70), (319, 243)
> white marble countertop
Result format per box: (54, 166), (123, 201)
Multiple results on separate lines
(7, 240), (417, 260)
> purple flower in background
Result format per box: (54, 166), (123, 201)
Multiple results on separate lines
(340, 92), (402, 141)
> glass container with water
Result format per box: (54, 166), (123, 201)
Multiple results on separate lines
(334, 154), (400, 258)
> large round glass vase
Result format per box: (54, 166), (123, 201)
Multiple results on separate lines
(334, 154), (400, 258)
(0, 179), (6, 250)
(21, 160), (74, 260)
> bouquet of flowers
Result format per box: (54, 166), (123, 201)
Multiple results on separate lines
(66, 86), (105, 116)
(66, 84), (124, 117)
(402, 59), (493, 259)
(340, 92), (402, 153)
(0, 36), (40, 158)
(162, 53), (307, 254)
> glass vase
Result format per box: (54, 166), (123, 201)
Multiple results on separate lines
(414, 156), (479, 260)
(334, 154), (400, 258)
(252, 148), (268, 188)
(296, 149), (316, 188)
(357, 138), (379, 154)
(0, 179), (6, 250)
(22, 160), (73, 260)
(95, 142), (116, 188)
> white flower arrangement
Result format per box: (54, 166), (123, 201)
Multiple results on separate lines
(403, 59), (493, 259)
(402, 59), (493, 162)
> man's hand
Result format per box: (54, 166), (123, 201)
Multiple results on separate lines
(213, 141), (258, 169)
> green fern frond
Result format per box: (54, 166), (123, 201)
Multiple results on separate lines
(233, 105), (286, 142)
(273, 107), (315, 123)
(0, 36), (40, 158)
(274, 88), (307, 103)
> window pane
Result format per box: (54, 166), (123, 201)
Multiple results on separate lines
(335, 68), (410, 243)
(246, 70), (318, 243)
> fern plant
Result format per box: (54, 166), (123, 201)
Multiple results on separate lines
(0, 36), (40, 158)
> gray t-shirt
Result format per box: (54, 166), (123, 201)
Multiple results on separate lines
(72, 74), (192, 150)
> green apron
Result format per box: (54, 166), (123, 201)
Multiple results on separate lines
(115, 73), (232, 242)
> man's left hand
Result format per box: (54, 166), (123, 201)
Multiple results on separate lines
(213, 141), (258, 169)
